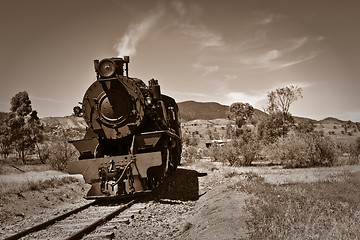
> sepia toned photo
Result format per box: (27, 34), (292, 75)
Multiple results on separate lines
(1, 0), (359, 239)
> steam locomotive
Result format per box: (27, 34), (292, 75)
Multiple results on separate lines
(68, 56), (182, 199)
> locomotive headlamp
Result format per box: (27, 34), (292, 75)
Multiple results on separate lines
(98, 58), (117, 78)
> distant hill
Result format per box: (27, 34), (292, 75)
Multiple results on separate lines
(40, 116), (87, 139)
(293, 116), (318, 124)
(178, 101), (229, 121)
(319, 117), (345, 125)
(41, 116), (87, 131)
(178, 101), (270, 123)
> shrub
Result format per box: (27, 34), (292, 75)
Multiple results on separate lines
(206, 127), (260, 166)
(182, 133), (199, 147)
(48, 139), (77, 171)
(181, 146), (200, 163)
(257, 112), (294, 144)
(349, 137), (360, 164)
(296, 120), (315, 134)
(266, 131), (337, 168)
(46, 130), (78, 171)
(206, 144), (224, 163)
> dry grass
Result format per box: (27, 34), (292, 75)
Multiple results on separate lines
(0, 170), (82, 196)
(237, 172), (360, 239)
(0, 163), (53, 174)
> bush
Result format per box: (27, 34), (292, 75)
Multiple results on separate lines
(182, 133), (199, 147)
(257, 112), (294, 144)
(206, 127), (260, 166)
(266, 131), (337, 168)
(349, 137), (360, 164)
(181, 146), (200, 163)
(48, 138), (77, 171)
(45, 130), (78, 171)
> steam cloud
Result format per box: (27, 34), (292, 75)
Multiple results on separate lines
(115, 9), (164, 57)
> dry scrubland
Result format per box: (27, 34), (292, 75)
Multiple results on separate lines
(1, 117), (360, 239)
(180, 117), (360, 238)
(182, 118), (360, 167)
(182, 160), (360, 239)
(2, 159), (359, 239)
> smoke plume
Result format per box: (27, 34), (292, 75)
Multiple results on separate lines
(115, 9), (164, 57)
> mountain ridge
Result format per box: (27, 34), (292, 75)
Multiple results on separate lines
(178, 100), (315, 123)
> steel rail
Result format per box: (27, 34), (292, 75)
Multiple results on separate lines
(3, 201), (97, 240)
(65, 196), (145, 240)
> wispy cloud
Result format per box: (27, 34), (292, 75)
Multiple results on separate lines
(225, 91), (266, 106)
(192, 62), (219, 77)
(224, 75), (238, 80)
(240, 36), (324, 70)
(179, 23), (224, 49)
(237, 30), (269, 51)
(30, 95), (68, 104)
(223, 81), (312, 107)
(171, 0), (186, 17)
(114, 6), (164, 57)
(257, 13), (284, 25)
(278, 51), (324, 69)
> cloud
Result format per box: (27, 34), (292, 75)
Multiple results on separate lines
(278, 51), (323, 69)
(257, 13), (284, 25)
(179, 23), (224, 49)
(285, 37), (308, 52)
(114, 7), (164, 57)
(259, 50), (280, 64)
(171, 0), (186, 17)
(240, 37), (324, 70)
(192, 62), (219, 77)
(224, 91), (266, 106)
(237, 30), (269, 51)
(30, 95), (68, 104)
(313, 36), (325, 42)
(224, 75), (238, 80)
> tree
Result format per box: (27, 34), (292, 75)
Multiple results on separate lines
(0, 116), (12, 158)
(73, 106), (82, 117)
(228, 102), (254, 128)
(8, 113), (30, 162)
(265, 85), (302, 116)
(257, 112), (294, 143)
(296, 120), (315, 134)
(10, 91), (32, 116)
(264, 85), (302, 138)
(8, 91), (44, 163)
(27, 110), (45, 163)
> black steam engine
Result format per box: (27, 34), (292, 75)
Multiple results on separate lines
(68, 56), (181, 199)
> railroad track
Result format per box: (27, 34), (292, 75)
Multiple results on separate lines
(3, 196), (147, 240)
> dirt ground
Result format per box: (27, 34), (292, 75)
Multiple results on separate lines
(1, 161), (360, 239)
(0, 176), (91, 237)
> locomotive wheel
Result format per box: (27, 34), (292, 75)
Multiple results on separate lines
(147, 177), (158, 190)
(168, 156), (178, 171)
(168, 143), (181, 171)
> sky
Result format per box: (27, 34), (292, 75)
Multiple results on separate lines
(0, 0), (359, 121)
